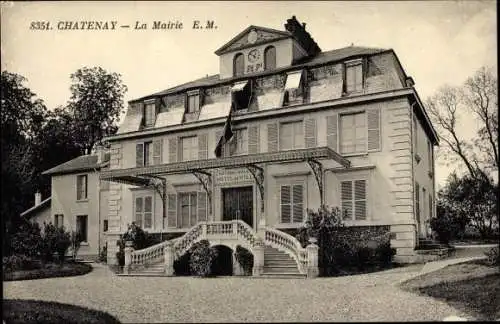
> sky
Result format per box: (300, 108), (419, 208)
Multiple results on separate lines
(1, 0), (497, 188)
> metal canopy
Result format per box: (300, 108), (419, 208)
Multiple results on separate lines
(100, 146), (350, 210)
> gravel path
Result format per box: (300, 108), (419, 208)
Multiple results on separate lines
(3, 263), (472, 323)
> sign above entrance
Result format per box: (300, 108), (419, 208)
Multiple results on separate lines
(214, 168), (253, 185)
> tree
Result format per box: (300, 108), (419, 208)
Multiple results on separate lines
(1, 71), (48, 244)
(426, 66), (498, 179)
(67, 67), (127, 154)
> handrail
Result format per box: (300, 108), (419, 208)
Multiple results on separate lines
(264, 227), (307, 274)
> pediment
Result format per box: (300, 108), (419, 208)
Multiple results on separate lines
(215, 25), (291, 55)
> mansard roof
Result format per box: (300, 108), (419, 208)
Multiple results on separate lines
(131, 45), (388, 103)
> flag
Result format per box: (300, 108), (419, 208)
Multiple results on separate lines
(214, 103), (234, 158)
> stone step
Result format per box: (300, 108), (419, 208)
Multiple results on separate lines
(264, 261), (297, 267)
(260, 273), (306, 279)
(263, 267), (301, 274)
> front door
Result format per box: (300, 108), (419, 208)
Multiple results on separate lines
(222, 186), (253, 227)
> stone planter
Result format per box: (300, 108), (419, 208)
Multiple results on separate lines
(125, 240), (134, 248)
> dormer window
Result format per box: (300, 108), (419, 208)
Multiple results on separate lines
(187, 91), (200, 113)
(233, 53), (245, 77)
(344, 59), (363, 94)
(143, 101), (156, 127)
(264, 46), (276, 71)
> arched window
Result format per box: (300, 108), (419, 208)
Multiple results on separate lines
(233, 53), (245, 77)
(264, 46), (276, 71)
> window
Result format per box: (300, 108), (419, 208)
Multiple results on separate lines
(187, 93), (200, 113)
(144, 103), (156, 127)
(280, 184), (304, 223)
(136, 140), (162, 167)
(415, 182), (420, 221)
(54, 214), (64, 228)
(279, 121), (304, 150)
(76, 175), (88, 200)
(264, 46), (276, 71)
(228, 128), (248, 156)
(76, 215), (88, 242)
(178, 192), (200, 228)
(180, 136), (198, 161)
(233, 53), (245, 76)
(103, 220), (108, 232)
(340, 112), (366, 155)
(135, 196), (153, 229)
(345, 62), (363, 93)
(341, 180), (367, 220)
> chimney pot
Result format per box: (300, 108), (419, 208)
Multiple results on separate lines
(35, 192), (42, 206)
(302, 23), (306, 29)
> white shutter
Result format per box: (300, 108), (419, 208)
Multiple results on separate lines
(168, 138), (177, 163)
(135, 197), (143, 228)
(248, 125), (260, 154)
(197, 192), (207, 222)
(341, 181), (353, 220)
(152, 139), (163, 165)
(144, 196), (153, 229)
(136, 143), (144, 167)
(292, 184), (304, 223)
(304, 118), (317, 148)
(167, 194), (177, 228)
(367, 107), (381, 151)
(327, 114), (338, 151)
(267, 123), (278, 152)
(280, 185), (291, 223)
(354, 180), (367, 220)
(198, 134), (208, 159)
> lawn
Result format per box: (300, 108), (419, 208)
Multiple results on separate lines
(3, 299), (121, 324)
(401, 259), (500, 321)
(3, 261), (93, 281)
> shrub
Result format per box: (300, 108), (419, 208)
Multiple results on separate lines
(484, 246), (499, 266)
(430, 214), (458, 245)
(3, 254), (41, 273)
(9, 220), (44, 259)
(189, 240), (218, 277)
(235, 245), (254, 275)
(115, 222), (156, 267)
(41, 223), (71, 263)
(70, 231), (81, 261)
(174, 250), (192, 276)
(99, 244), (107, 263)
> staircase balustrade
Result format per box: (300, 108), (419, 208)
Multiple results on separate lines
(264, 227), (308, 274)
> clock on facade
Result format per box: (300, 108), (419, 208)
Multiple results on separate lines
(247, 49), (260, 63)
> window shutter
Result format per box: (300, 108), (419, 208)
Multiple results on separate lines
(197, 192), (207, 222)
(267, 123), (278, 152)
(367, 107), (381, 151)
(190, 193), (197, 227)
(198, 134), (208, 159)
(304, 118), (317, 148)
(168, 138), (177, 163)
(167, 194), (177, 228)
(144, 196), (153, 228)
(136, 143), (144, 167)
(135, 197), (143, 228)
(341, 181), (353, 220)
(153, 139), (163, 165)
(76, 176), (82, 200)
(292, 184), (304, 223)
(280, 185), (291, 223)
(429, 193), (433, 219)
(248, 125), (260, 154)
(327, 115), (338, 151)
(354, 180), (367, 220)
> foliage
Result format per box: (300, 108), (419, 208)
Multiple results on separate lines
(3, 255), (41, 273)
(3, 262), (93, 282)
(436, 171), (498, 239)
(70, 231), (82, 261)
(174, 250), (192, 276)
(235, 245), (254, 275)
(116, 222), (155, 267)
(189, 240), (218, 277)
(296, 206), (395, 276)
(3, 299), (121, 324)
(9, 220), (44, 258)
(67, 66), (127, 154)
(484, 246), (499, 266)
(99, 244), (107, 263)
(41, 223), (71, 263)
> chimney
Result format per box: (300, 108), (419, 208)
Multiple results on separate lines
(302, 22), (306, 30)
(35, 192), (42, 206)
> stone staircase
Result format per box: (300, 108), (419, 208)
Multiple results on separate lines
(415, 238), (455, 263)
(262, 246), (306, 278)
